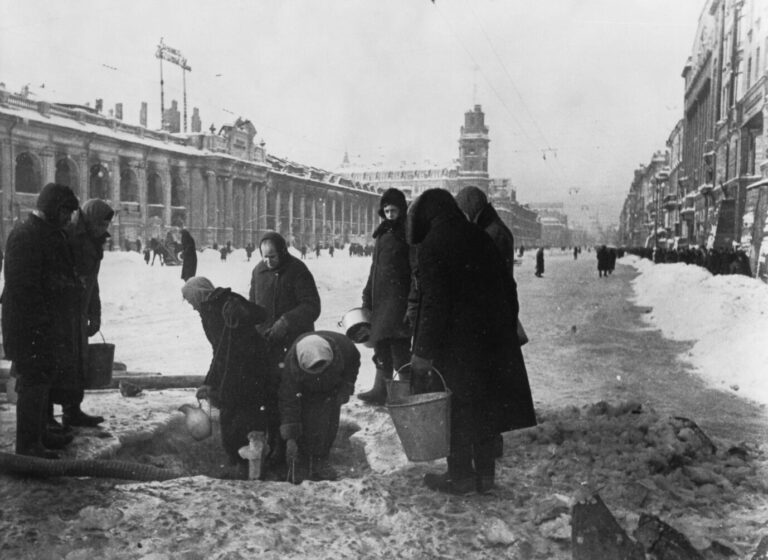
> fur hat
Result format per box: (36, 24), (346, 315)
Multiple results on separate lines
(296, 334), (334, 374)
(36, 183), (79, 217)
(378, 188), (408, 219)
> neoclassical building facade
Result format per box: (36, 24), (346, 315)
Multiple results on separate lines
(0, 89), (379, 250)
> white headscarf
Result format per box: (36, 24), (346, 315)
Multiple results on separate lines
(181, 277), (215, 310)
(296, 335), (334, 374)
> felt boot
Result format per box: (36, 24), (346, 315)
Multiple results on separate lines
(63, 403), (104, 428)
(16, 385), (60, 459)
(357, 369), (390, 405)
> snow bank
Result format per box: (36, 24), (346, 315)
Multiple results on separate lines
(625, 255), (768, 407)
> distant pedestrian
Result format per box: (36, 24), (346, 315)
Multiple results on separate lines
(315, 243), (321, 258)
(220, 246), (228, 262)
(328, 245), (335, 258)
(573, 246), (578, 260)
(245, 242), (254, 262)
(180, 229), (198, 282)
(535, 247), (544, 277)
(143, 247), (151, 265)
(300, 245), (308, 259)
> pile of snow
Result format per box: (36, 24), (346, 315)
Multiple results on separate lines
(625, 255), (768, 408)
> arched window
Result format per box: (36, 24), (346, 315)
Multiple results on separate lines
(171, 173), (185, 207)
(147, 173), (163, 205)
(55, 158), (76, 188)
(120, 168), (139, 203)
(15, 152), (40, 193)
(89, 163), (109, 199)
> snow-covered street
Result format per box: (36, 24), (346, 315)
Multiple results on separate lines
(1, 247), (768, 558)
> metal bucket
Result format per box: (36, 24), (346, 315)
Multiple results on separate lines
(387, 368), (451, 462)
(386, 364), (412, 404)
(86, 337), (115, 389)
(339, 307), (373, 348)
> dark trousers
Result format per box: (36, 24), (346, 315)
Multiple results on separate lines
(372, 338), (411, 377)
(299, 392), (341, 459)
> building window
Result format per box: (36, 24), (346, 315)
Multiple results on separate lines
(15, 152), (39, 194)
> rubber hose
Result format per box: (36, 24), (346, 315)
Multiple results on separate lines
(0, 451), (182, 481)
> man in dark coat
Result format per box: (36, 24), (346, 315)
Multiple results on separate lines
(280, 331), (359, 482)
(249, 231), (321, 365)
(535, 247), (545, 277)
(52, 198), (114, 429)
(179, 229), (198, 281)
(358, 188), (413, 405)
(406, 188), (527, 495)
(183, 276), (281, 478)
(2, 183), (81, 458)
(455, 186), (536, 457)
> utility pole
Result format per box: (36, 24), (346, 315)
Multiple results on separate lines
(155, 38), (192, 132)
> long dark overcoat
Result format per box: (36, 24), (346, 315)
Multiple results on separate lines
(409, 191), (528, 437)
(476, 204), (515, 279)
(362, 218), (412, 342)
(198, 288), (279, 463)
(180, 229), (198, 281)
(2, 213), (81, 387)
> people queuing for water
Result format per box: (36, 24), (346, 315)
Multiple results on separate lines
(357, 188), (414, 406)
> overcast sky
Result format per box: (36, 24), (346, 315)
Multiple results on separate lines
(1, 0), (706, 225)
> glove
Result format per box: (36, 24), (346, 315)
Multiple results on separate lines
(195, 385), (212, 400)
(410, 354), (433, 377)
(221, 299), (247, 327)
(86, 317), (101, 337)
(285, 439), (299, 462)
(266, 317), (289, 342)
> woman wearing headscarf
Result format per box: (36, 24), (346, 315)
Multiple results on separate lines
(406, 188), (524, 495)
(357, 188), (413, 405)
(455, 187), (537, 457)
(50, 198), (114, 431)
(182, 276), (281, 479)
(179, 229), (198, 282)
(279, 331), (360, 482)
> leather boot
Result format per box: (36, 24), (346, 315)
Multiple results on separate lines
(357, 369), (390, 405)
(47, 402), (74, 435)
(63, 403), (104, 428)
(16, 385), (60, 459)
(43, 429), (74, 450)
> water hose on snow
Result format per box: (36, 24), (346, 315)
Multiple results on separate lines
(0, 451), (182, 481)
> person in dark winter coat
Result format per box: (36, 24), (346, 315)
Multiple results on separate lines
(179, 229), (198, 281)
(358, 188), (413, 405)
(183, 276), (282, 478)
(280, 331), (360, 482)
(2, 183), (81, 458)
(455, 186), (515, 279)
(597, 245), (609, 277)
(51, 198), (114, 430)
(455, 186), (536, 458)
(535, 247), (545, 277)
(250, 231), (321, 365)
(406, 188), (533, 495)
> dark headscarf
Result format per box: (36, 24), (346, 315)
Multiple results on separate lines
(454, 186), (488, 224)
(36, 183), (79, 223)
(79, 199), (114, 234)
(405, 188), (464, 246)
(373, 188), (408, 240)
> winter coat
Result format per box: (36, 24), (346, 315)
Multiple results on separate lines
(2, 213), (82, 385)
(278, 331), (360, 442)
(180, 230), (198, 281)
(362, 217), (413, 342)
(475, 204), (515, 279)
(536, 248), (545, 274)
(198, 288), (279, 461)
(249, 233), (321, 351)
(407, 189), (533, 435)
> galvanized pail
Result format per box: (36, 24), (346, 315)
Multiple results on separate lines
(86, 333), (115, 389)
(387, 368), (451, 462)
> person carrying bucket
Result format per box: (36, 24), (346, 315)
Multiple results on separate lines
(357, 188), (414, 405)
(406, 188), (523, 495)
(51, 198), (115, 432)
(279, 331), (359, 483)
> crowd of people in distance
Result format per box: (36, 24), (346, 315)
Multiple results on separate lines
(3, 182), (537, 495)
(624, 245), (751, 276)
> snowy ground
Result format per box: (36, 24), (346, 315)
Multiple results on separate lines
(1, 248), (768, 559)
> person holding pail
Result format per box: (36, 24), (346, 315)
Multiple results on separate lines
(50, 198), (115, 431)
(357, 188), (414, 405)
(406, 188), (523, 495)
